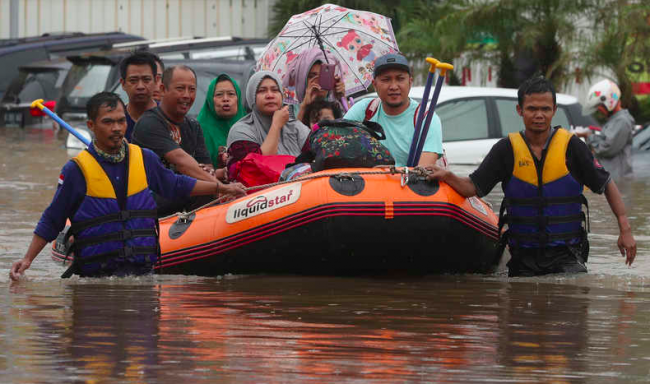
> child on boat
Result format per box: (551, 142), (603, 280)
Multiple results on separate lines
(300, 99), (343, 128)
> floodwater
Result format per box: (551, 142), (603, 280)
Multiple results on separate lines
(1, 126), (650, 383)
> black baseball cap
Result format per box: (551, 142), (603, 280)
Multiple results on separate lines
(373, 53), (411, 77)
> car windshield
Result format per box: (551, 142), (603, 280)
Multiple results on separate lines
(60, 63), (112, 107)
(1, 69), (62, 104)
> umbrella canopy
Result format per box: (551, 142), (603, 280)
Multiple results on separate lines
(257, 4), (399, 104)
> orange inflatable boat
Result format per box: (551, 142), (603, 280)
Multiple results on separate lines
(52, 168), (501, 276)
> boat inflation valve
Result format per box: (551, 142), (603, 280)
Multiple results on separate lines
(329, 173), (365, 196)
(169, 212), (196, 239)
(406, 175), (439, 196)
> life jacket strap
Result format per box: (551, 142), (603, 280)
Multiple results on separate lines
(503, 195), (584, 207)
(508, 230), (585, 243)
(502, 212), (586, 226)
(70, 209), (158, 234)
(72, 228), (158, 248)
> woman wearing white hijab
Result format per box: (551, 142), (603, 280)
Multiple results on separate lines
(226, 71), (310, 176)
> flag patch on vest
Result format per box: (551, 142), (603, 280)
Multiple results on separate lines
(58, 174), (64, 185)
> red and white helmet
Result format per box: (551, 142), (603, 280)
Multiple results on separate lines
(583, 79), (621, 115)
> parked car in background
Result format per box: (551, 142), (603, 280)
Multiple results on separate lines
(0, 58), (71, 129)
(65, 58), (257, 149)
(0, 31), (143, 99)
(358, 86), (598, 164)
(56, 36), (266, 121)
(58, 36), (266, 147)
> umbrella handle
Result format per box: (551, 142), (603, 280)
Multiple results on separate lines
(31, 98), (91, 147)
(341, 97), (349, 112)
(412, 62), (454, 166)
(407, 57), (439, 167)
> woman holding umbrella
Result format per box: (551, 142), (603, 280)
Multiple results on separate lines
(282, 47), (346, 122)
(257, 4), (400, 116)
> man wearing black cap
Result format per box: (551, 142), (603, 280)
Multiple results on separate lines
(343, 53), (443, 167)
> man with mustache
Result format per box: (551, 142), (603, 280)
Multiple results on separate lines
(119, 52), (159, 142)
(132, 65), (220, 216)
(343, 53), (443, 167)
(426, 76), (636, 276)
(9, 92), (245, 280)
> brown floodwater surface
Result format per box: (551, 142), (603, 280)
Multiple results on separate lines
(1, 126), (650, 383)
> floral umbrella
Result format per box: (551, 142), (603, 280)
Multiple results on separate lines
(257, 3), (399, 104)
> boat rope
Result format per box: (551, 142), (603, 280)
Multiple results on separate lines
(160, 166), (433, 222)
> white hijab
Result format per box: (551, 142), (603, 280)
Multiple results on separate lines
(227, 71), (309, 156)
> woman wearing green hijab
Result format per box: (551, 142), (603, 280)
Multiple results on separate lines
(197, 74), (246, 168)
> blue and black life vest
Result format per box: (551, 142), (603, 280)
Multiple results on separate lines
(499, 128), (588, 249)
(63, 144), (158, 277)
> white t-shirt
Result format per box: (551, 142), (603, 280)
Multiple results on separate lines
(344, 98), (443, 167)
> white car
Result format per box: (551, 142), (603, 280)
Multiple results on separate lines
(357, 86), (597, 164)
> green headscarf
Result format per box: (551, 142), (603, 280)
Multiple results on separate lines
(197, 74), (245, 167)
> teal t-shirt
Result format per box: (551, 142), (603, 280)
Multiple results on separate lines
(343, 98), (443, 167)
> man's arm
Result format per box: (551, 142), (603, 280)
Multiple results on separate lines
(419, 113), (443, 167)
(603, 180), (636, 266)
(417, 152), (439, 168)
(587, 118), (632, 158)
(567, 136), (611, 193)
(428, 167), (477, 197)
(10, 161), (84, 281)
(190, 179), (246, 200)
(164, 148), (216, 182)
(144, 149), (245, 202)
(10, 235), (48, 281)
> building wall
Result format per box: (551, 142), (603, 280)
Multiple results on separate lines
(0, 0), (276, 40)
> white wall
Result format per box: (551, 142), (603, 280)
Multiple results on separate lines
(0, 0), (275, 40)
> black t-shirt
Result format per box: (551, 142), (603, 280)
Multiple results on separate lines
(469, 130), (611, 197)
(131, 107), (211, 171)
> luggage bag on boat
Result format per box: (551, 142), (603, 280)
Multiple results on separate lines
(296, 119), (395, 172)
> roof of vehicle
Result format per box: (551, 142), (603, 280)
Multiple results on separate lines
(0, 32), (143, 56)
(111, 36), (196, 50)
(19, 57), (72, 71)
(0, 32), (86, 48)
(66, 36), (269, 64)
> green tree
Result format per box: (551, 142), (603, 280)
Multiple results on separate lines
(399, 0), (592, 90)
(583, 0), (650, 115)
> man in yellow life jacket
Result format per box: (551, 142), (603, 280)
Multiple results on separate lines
(426, 76), (636, 277)
(9, 92), (245, 280)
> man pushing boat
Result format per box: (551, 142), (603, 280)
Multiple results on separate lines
(9, 92), (245, 280)
(426, 76), (637, 277)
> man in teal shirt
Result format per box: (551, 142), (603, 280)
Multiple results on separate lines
(344, 53), (443, 167)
